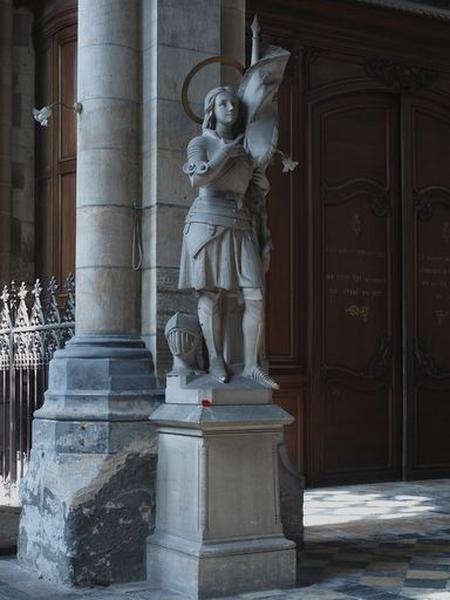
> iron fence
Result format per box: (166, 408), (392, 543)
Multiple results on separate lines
(0, 276), (75, 483)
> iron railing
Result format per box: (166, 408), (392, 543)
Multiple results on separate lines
(0, 276), (75, 483)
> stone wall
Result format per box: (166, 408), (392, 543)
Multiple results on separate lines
(221, 0), (245, 87)
(10, 6), (35, 283)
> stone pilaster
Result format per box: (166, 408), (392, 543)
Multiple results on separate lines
(0, 0), (13, 285)
(140, 0), (221, 379)
(221, 0), (245, 87)
(18, 0), (159, 586)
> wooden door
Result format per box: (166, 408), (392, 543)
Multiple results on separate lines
(35, 0), (77, 285)
(310, 93), (402, 484)
(403, 94), (450, 479)
(251, 0), (450, 486)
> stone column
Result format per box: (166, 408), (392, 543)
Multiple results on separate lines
(0, 0), (13, 285)
(18, 0), (159, 586)
(75, 0), (139, 341)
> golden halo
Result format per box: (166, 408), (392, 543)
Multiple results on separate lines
(181, 55), (245, 124)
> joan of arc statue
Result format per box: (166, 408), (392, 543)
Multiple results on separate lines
(178, 29), (290, 389)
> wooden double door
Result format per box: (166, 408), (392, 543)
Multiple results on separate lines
(253, 0), (450, 485)
(309, 91), (450, 485)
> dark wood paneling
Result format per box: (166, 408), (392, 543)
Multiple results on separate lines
(35, 41), (53, 282)
(59, 37), (77, 160)
(60, 172), (76, 278)
(35, 1), (77, 285)
(403, 95), (450, 478)
(266, 49), (303, 371)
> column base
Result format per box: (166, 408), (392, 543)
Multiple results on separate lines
(19, 421), (157, 586)
(18, 335), (160, 586)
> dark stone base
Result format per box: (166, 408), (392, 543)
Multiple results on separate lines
(18, 336), (160, 586)
(18, 421), (157, 586)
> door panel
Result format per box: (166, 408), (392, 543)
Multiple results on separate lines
(404, 96), (450, 477)
(35, 2), (77, 285)
(311, 94), (402, 484)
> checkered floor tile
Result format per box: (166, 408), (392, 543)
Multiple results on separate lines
(0, 479), (448, 599)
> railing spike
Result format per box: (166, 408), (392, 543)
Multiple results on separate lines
(45, 275), (61, 325)
(63, 273), (75, 323)
(0, 275), (75, 482)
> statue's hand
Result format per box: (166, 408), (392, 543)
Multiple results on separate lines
(262, 246), (271, 273)
(222, 134), (245, 158)
(251, 168), (270, 193)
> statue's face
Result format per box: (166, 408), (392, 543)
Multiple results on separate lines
(214, 91), (239, 127)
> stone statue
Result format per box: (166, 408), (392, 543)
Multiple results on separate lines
(150, 26), (298, 598)
(176, 21), (291, 389)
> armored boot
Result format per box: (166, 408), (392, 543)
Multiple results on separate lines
(198, 290), (228, 383)
(241, 295), (279, 390)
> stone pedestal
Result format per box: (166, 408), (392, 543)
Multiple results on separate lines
(147, 378), (296, 599)
(18, 337), (161, 585)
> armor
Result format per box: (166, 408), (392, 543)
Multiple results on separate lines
(178, 130), (264, 292)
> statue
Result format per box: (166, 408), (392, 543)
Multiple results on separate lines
(174, 18), (292, 389)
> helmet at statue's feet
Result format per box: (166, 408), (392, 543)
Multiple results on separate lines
(209, 356), (228, 383)
(243, 365), (279, 390)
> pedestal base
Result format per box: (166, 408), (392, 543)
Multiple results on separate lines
(146, 400), (297, 599)
(148, 535), (295, 599)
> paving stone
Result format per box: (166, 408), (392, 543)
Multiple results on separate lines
(404, 578), (447, 589)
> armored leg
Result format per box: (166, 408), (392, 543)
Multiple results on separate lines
(242, 288), (279, 389)
(198, 289), (228, 382)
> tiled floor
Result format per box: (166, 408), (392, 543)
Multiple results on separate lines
(0, 479), (448, 599)
(298, 478), (450, 599)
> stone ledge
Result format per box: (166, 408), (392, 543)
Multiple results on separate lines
(166, 373), (272, 405)
(151, 403), (294, 430)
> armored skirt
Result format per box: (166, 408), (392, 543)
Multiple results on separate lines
(178, 193), (264, 292)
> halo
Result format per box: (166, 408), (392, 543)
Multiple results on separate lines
(181, 55), (245, 124)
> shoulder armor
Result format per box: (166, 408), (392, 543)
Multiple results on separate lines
(183, 135), (209, 176)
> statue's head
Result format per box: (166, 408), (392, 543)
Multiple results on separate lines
(202, 86), (242, 133)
